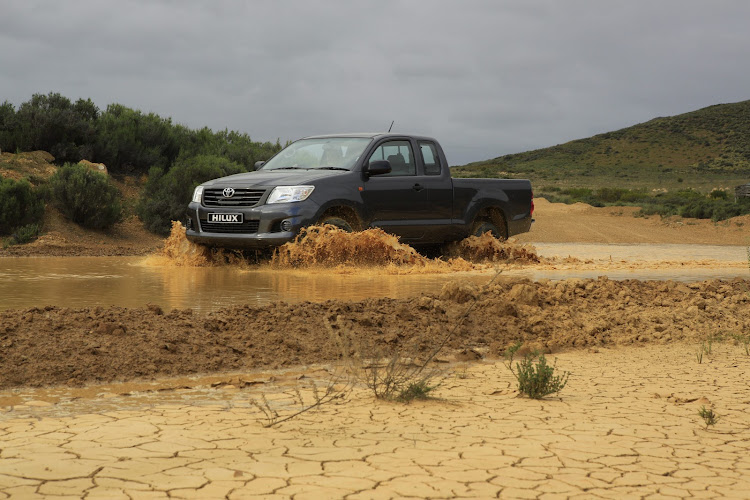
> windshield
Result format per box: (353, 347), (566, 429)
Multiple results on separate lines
(260, 137), (372, 171)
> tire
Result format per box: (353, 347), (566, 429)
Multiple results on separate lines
(318, 216), (353, 232)
(471, 219), (506, 240)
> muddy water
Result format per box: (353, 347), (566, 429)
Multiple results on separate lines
(0, 243), (746, 312)
(0, 256), (490, 312)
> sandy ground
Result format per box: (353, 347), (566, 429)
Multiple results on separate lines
(2, 343), (750, 499)
(515, 198), (750, 246)
(1, 198), (750, 498)
(0, 210), (164, 257)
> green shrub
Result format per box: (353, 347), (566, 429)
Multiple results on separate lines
(137, 154), (244, 234)
(3, 223), (42, 247)
(504, 342), (570, 399)
(0, 177), (45, 235)
(698, 406), (719, 429)
(595, 187), (629, 203)
(563, 187), (593, 199)
(13, 223), (41, 244)
(49, 163), (122, 229)
(395, 379), (437, 402)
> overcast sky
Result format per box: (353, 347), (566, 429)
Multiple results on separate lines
(2, 0), (749, 165)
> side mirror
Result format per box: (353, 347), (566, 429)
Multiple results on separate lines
(254, 161), (266, 170)
(365, 160), (391, 176)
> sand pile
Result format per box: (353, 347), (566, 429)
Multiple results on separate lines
(2, 276), (747, 388)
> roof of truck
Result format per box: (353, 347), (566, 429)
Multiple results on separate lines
(301, 132), (437, 141)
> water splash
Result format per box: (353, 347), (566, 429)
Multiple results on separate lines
(444, 232), (540, 263)
(147, 221), (249, 267)
(154, 222), (541, 272)
(271, 225), (426, 268)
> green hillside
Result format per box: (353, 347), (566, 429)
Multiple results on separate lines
(453, 100), (750, 192)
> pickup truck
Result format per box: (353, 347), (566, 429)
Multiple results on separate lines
(185, 133), (533, 248)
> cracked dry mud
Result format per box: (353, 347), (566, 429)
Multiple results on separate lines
(2, 343), (750, 499)
(2, 197), (750, 498)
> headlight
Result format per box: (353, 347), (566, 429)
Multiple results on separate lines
(192, 186), (204, 203)
(266, 185), (315, 204)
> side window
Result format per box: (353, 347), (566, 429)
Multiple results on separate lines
(368, 140), (415, 176)
(419, 141), (441, 176)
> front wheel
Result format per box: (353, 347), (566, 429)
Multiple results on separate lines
(318, 216), (353, 232)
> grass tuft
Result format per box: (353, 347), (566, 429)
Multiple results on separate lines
(698, 406), (719, 429)
(395, 379), (437, 403)
(504, 342), (570, 399)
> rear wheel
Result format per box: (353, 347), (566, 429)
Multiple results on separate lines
(318, 216), (353, 232)
(471, 219), (506, 240)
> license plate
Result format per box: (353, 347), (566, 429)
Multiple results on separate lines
(207, 213), (243, 223)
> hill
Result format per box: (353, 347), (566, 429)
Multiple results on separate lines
(453, 100), (750, 192)
(0, 151), (163, 256)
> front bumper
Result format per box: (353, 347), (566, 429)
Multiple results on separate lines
(185, 200), (321, 249)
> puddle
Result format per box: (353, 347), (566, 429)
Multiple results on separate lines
(0, 366), (340, 418)
(0, 256), (492, 312)
(0, 243), (747, 313)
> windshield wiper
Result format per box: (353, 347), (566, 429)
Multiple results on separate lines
(317, 166), (349, 171)
(273, 166), (308, 170)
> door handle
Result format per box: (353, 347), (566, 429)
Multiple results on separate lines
(412, 183), (424, 192)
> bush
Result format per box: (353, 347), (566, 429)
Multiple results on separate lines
(9, 93), (98, 164)
(504, 342), (570, 399)
(3, 223), (42, 247)
(94, 104), (180, 174)
(137, 154), (244, 234)
(0, 177), (45, 235)
(49, 163), (122, 229)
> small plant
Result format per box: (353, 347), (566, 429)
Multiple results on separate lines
(696, 333), (726, 363)
(331, 325), (443, 401)
(698, 405), (719, 429)
(249, 374), (351, 428)
(395, 379), (437, 402)
(332, 269), (505, 402)
(732, 333), (750, 356)
(504, 342), (570, 399)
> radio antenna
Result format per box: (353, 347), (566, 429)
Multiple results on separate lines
(388, 120), (394, 132)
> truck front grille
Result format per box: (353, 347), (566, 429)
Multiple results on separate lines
(200, 220), (260, 234)
(203, 188), (266, 207)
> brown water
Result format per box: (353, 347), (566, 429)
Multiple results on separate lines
(0, 242), (746, 313)
(0, 256), (493, 312)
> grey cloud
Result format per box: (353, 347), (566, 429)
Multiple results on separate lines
(2, 0), (750, 164)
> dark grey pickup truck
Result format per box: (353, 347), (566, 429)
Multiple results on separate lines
(185, 133), (533, 248)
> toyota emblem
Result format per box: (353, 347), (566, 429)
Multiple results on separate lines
(222, 187), (235, 198)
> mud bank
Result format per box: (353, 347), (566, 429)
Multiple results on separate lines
(2, 277), (748, 389)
